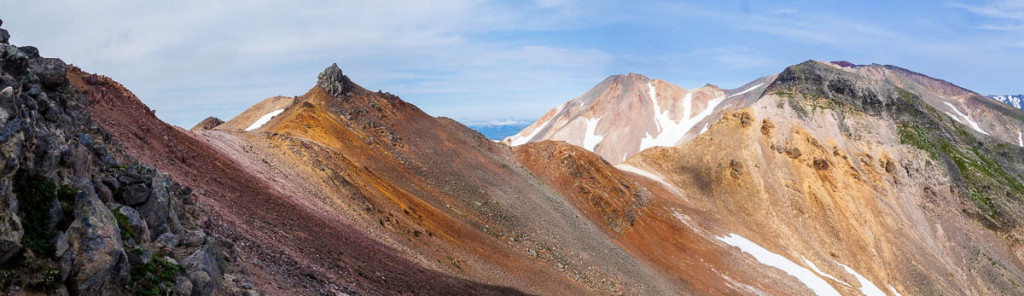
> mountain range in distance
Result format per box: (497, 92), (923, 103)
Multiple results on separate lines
(4, 14), (1024, 296)
(464, 121), (533, 141)
(990, 94), (1024, 111)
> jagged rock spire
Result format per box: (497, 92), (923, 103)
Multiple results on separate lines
(317, 63), (355, 97)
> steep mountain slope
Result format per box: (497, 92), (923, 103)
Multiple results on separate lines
(840, 63), (1024, 148)
(503, 73), (774, 164)
(191, 64), (690, 295)
(616, 60), (1024, 295)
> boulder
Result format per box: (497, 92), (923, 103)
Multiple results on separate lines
(174, 276), (194, 296)
(0, 44), (29, 75)
(27, 57), (68, 88)
(117, 206), (150, 243)
(183, 244), (223, 296)
(17, 46), (39, 59)
(65, 185), (129, 295)
(0, 29), (8, 44)
(180, 230), (206, 248)
(121, 183), (150, 206)
(47, 198), (64, 229)
(155, 232), (178, 250)
(126, 247), (151, 266)
(138, 173), (184, 238)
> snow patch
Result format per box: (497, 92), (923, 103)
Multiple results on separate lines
(616, 164), (686, 199)
(836, 262), (886, 296)
(729, 83), (765, 98)
(943, 112), (963, 124)
(582, 117), (604, 152)
(1018, 132), (1022, 148)
(617, 164), (668, 186)
(699, 123), (710, 135)
(640, 81), (725, 150)
(801, 257), (850, 287)
(888, 285), (903, 296)
(245, 109), (285, 131)
(942, 102), (989, 135)
(716, 234), (840, 296)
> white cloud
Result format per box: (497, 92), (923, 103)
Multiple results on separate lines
(0, 0), (611, 126)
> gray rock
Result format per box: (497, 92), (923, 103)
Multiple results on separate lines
(0, 29), (8, 44)
(17, 46), (38, 59)
(183, 244), (223, 296)
(78, 133), (94, 147)
(121, 183), (150, 206)
(95, 179), (113, 203)
(138, 173), (184, 237)
(174, 276), (194, 296)
(155, 232), (178, 249)
(65, 185), (129, 295)
(54, 230), (69, 257)
(27, 84), (41, 96)
(0, 181), (23, 264)
(27, 57), (68, 88)
(48, 198), (65, 229)
(43, 104), (59, 122)
(101, 177), (119, 193)
(0, 44), (29, 74)
(126, 247), (151, 266)
(181, 230), (206, 248)
(117, 206), (150, 243)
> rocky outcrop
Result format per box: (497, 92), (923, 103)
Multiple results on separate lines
(190, 117), (224, 131)
(0, 19), (236, 295)
(316, 63), (357, 97)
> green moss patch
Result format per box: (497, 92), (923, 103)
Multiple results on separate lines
(13, 174), (76, 258)
(130, 255), (184, 296)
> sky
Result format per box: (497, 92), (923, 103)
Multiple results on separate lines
(1, 0), (1022, 128)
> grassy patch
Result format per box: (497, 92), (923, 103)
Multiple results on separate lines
(130, 256), (185, 296)
(898, 123), (1024, 219)
(113, 207), (138, 243)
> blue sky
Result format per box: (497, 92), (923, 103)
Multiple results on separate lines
(1, 0), (1022, 127)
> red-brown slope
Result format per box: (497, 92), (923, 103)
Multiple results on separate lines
(67, 66), (524, 295)
(245, 65), (675, 294)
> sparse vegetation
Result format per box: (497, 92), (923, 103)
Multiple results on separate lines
(113, 206), (138, 243)
(13, 174), (76, 258)
(130, 255), (185, 296)
(898, 120), (1024, 220)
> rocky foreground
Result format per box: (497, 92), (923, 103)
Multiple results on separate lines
(0, 20), (255, 295)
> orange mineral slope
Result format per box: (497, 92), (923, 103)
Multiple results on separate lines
(199, 64), (680, 294)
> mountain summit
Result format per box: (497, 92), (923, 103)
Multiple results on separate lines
(503, 73), (773, 164)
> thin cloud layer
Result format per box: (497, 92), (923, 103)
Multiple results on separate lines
(0, 0), (1021, 127)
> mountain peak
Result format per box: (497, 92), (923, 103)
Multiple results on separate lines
(317, 63), (356, 96)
